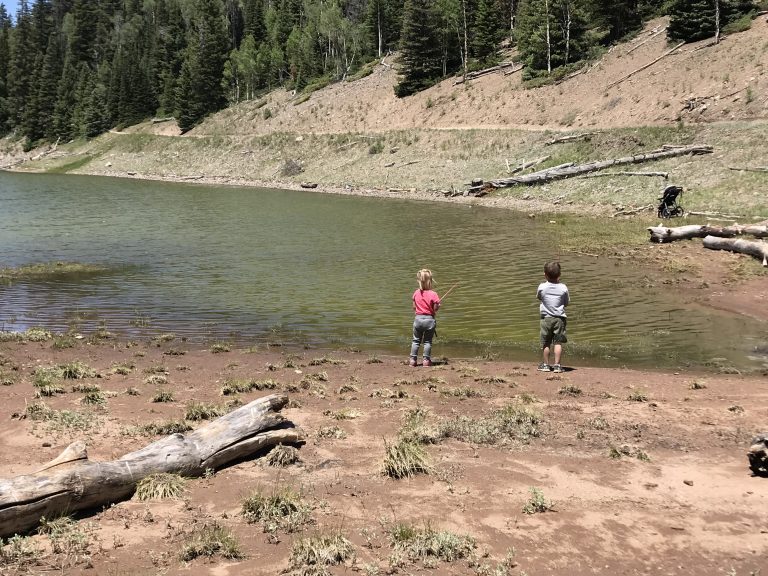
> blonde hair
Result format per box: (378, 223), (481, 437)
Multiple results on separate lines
(416, 269), (434, 290)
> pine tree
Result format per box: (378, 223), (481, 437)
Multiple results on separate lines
(473, 0), (503, 63)
(365, 0), (401, 57)
(395, 0), (443, 97)
(6, 0), (36, 131)
(588, 0), (642, 43)
(0, 5), (11, 134)
(243, 0), (266, 43)
(668, 0), (755, 43)
(176, 0), (229, 132)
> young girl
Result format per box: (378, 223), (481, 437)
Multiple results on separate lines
(409, 269), (441, 367)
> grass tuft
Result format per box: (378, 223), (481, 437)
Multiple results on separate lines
(135, 473), (186, 500)
(152, 390), (174, 403)
(289, 532), (355, 573)
(184, 402), (225, 421)
(383, 438), (432, 478)
(389, 522), (475, 563)
(558, 384), (582, 396)
(242, 486), (312, 532)
(265, 444), (301, 467)
(180, 523), (243, 561)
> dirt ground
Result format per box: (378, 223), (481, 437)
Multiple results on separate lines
(0, 331), (766, 576)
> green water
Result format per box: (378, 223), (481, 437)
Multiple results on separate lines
(0, 171), (765, 370)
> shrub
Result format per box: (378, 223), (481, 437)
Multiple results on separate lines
(521, 487), (554, 514)
(184, 402), (225, 421)
(265, 444), (300, 467)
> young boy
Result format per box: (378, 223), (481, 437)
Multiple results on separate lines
(536, 261), (570, 373)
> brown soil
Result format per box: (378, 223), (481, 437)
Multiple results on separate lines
(1, 338), (766, 575)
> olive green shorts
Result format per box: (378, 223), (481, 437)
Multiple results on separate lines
(540, 316), (567, 347)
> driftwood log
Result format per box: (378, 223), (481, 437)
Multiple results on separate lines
(469, 145), (712, 193)
(0, 394), (303, 537)
(702, 236), (768, 266)
(648, 223), (768, 243)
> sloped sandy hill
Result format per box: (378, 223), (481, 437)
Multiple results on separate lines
(196, 17), (768, 137)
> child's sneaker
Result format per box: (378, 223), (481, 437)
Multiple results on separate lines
(408, 358), (417, 367)
(422, 359), (433, 367)
(537, 363), (551, 372)
(552, 364), (564, 373)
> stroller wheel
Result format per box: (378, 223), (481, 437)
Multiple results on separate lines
(674, 207), (685, 218)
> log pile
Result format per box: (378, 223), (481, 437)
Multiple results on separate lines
(0, 394), (303, 537)
(648, 222), (768, 267)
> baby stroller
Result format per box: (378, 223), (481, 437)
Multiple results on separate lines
(657, 185), (684, 219)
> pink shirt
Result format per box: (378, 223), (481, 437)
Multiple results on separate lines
(413, 289), (441, 316)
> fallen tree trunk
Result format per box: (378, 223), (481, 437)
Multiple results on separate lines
(648, 223), (768, 243)
(0, 394), (303, 537)
(453, 62), (521, 84)
(579, 170), (668, 179)
(484, 145), (712, 190)
(606, 41), (685, 89)
(703, 236), (768, 266)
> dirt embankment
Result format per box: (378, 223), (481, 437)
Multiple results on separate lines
(0, 337), (766, 575)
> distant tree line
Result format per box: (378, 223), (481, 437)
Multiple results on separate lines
(0, 0), (761, 147)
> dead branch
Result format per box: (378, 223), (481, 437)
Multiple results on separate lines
(483, 145), (712, 190)
(151, 117), (175, 124)
(580, 171), (669, 179)
(508, 155), (551, 174)
(728, 166), (768, 173)
(703, 236), (768, 266)
(0, 394), (303, 537)
(545, 133), (595, 145)
(612, 204), (654, 217)
(626, 27), (667, 54)
(454, 63), (522, 85)
(606, 42), (685, 89)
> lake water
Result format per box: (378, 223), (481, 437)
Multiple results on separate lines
(1, 171), (765, 370)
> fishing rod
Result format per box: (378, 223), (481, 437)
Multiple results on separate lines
(440, 282), (460, 302)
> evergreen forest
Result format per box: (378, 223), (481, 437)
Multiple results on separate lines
(0, 0), (761, 147)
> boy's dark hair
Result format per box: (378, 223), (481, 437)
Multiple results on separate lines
(544, 261), (561, 281)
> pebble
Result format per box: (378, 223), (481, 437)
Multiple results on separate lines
(683, 479), (694, 486)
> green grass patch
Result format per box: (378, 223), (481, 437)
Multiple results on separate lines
(45, 155), (93, 174)
(25, 402), (97, 431)
(152, 390), (174, 403)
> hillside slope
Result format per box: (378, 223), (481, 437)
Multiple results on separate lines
(195, 17), (768, 137)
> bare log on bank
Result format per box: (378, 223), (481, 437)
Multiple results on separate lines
(0, 394), (303, 538)
(728, 166), (768, 173)
(474, 145), (712, 192)
(545, 133), (596, 145)
(648, 223), (768, 243)
(703, 236), (768, 266)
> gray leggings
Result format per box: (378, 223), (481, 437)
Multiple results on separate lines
(410, 315), (436, 360)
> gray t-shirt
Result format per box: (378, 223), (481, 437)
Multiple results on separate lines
(537, 281), (569, 318)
